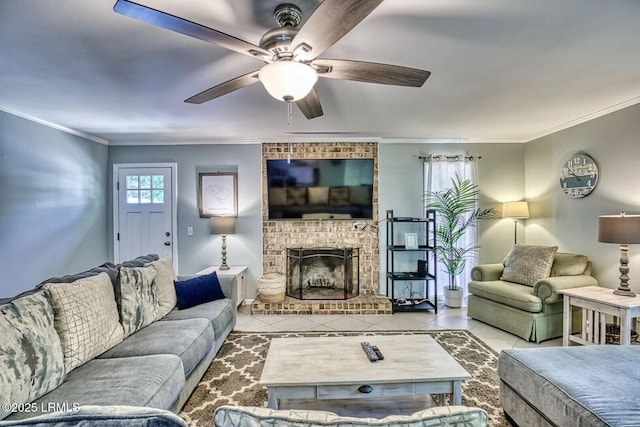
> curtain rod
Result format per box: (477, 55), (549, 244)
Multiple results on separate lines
(419, 155), (481, 161)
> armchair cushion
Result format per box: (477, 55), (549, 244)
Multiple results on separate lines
(550, 253), (589, 276)
(468, 280), (542, 313)
(501, 245), (558, 286)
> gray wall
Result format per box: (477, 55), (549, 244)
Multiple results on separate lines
(378, 142), (525, 293)
(5, 101), (637, 299)
(0, 111), (109, 297)
(108, 144), (263, 296)
(524, 103), (640, 291)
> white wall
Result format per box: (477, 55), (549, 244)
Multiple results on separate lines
(525, 102), (640, 291)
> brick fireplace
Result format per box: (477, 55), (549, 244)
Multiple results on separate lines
(254, 142), (391, 315)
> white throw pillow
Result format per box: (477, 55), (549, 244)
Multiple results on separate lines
(146, 257), (178, 318)
(42, 273), (124, 373)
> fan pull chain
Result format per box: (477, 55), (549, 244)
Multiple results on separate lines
(287, 101), (293, 164)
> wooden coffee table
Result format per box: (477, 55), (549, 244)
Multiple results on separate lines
(259, 335), (471, 410)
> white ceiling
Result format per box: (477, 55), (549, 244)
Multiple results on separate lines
(1, 0), (639, 145)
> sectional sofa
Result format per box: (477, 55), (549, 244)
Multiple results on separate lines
(0, 254), (236, 424)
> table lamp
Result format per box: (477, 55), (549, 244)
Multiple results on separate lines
(598, 213), (640, 297)
(211, 216), (236, 270)
(503, 201), (529, 244)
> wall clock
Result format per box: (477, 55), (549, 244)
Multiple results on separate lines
(559, 153), (599, 198)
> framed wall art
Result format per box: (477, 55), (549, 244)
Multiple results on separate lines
(198, 172), (237, 217)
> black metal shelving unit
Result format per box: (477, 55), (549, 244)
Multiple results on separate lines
(386, 209), (438, 313)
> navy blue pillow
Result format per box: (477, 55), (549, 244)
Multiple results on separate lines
(174, 271), (225, 310)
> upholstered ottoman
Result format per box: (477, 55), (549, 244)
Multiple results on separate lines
(498, 346), (640, 426)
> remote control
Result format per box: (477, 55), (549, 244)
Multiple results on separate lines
(371, 345), (384, 361)
(361, 342), (379, 362)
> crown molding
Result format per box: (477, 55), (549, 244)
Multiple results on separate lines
(0, 106), (109, 145)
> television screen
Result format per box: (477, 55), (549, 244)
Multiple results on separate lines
(266, 158), (374, 220)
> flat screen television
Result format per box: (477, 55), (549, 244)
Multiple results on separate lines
(266, 158), (374, 220)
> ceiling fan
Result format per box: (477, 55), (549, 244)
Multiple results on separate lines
(113, 0), (430, 119)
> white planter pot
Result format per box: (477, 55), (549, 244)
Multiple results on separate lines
(443, 287), (464, 308)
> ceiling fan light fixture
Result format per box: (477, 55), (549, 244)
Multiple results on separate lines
(259, 61), (318, 102)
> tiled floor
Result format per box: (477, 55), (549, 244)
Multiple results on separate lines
(236, 302), (562, 353)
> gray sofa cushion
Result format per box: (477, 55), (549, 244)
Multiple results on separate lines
(162, 298), (236, 351)
(0, 406), (187, 426)
(467, 280), (542, 313)
(98, 318), (213, 377)
(6, 355), (184, 421)
(498, 346), (640, 426)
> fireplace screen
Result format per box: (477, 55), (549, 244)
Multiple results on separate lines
(286, 247), (359, 300)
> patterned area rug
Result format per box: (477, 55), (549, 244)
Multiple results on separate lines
(180, 330), (509, 426)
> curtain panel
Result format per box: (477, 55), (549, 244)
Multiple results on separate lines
(423, 155), (480, 296)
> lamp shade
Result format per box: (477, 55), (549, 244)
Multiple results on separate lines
(598, 214), (640, 244)
(258, 61), (318, 102)
(211, 217), (236, 235)
(502, 201), (530, 219)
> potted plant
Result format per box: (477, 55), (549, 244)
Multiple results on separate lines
(425, 173), (498, 308)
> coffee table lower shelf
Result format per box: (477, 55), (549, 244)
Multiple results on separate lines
(267, 380), (464, 409)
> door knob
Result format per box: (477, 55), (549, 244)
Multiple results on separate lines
(165, 232), (171, 236)
(164, 241), (171, 246)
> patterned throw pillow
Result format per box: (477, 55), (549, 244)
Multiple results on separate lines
(501, 245), (559, 286)
(328, 187), (350, 206)
(213, 405), (488, 427)
(286, 188), (307, 205)
(145, 257), (178, 318)
(118, 265), (159, 337)
(42, 273), (124, 373)
(0, 292), (66, 421)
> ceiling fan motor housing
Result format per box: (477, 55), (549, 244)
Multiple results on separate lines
(259, 27), (299, 56)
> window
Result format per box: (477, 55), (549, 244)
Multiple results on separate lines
(125, 175), (164, 204)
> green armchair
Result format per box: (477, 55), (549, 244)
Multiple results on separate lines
(467, 251), (598, 342)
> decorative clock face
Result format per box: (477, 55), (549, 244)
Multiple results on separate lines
(559, 153), (598, 198)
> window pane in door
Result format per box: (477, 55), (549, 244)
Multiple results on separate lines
(140, 190), (151, 204)
(127, 190), (139, 204)
(152, 190), (164, 204)
(152, 175), (164, 189)
(140, 176), (151, 189)
(126, 176), (138, 189)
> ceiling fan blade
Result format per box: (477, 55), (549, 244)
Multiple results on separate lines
(185, 70), (260, 104)
(296, 89), (324, 119)
(313, 59), (430, 87)
(113, 0), (272, 61)
(291, 0), (384, 61)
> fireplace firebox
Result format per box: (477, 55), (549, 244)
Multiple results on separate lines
(286, 247), (359, 300)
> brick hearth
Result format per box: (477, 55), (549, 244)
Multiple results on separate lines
(251, 294), (392, 315)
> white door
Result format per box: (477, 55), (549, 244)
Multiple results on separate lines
(114, 164), (177, 267)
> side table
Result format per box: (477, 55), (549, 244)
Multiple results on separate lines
(559, 286), (640, 346)
(196, 265), (247, 307)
